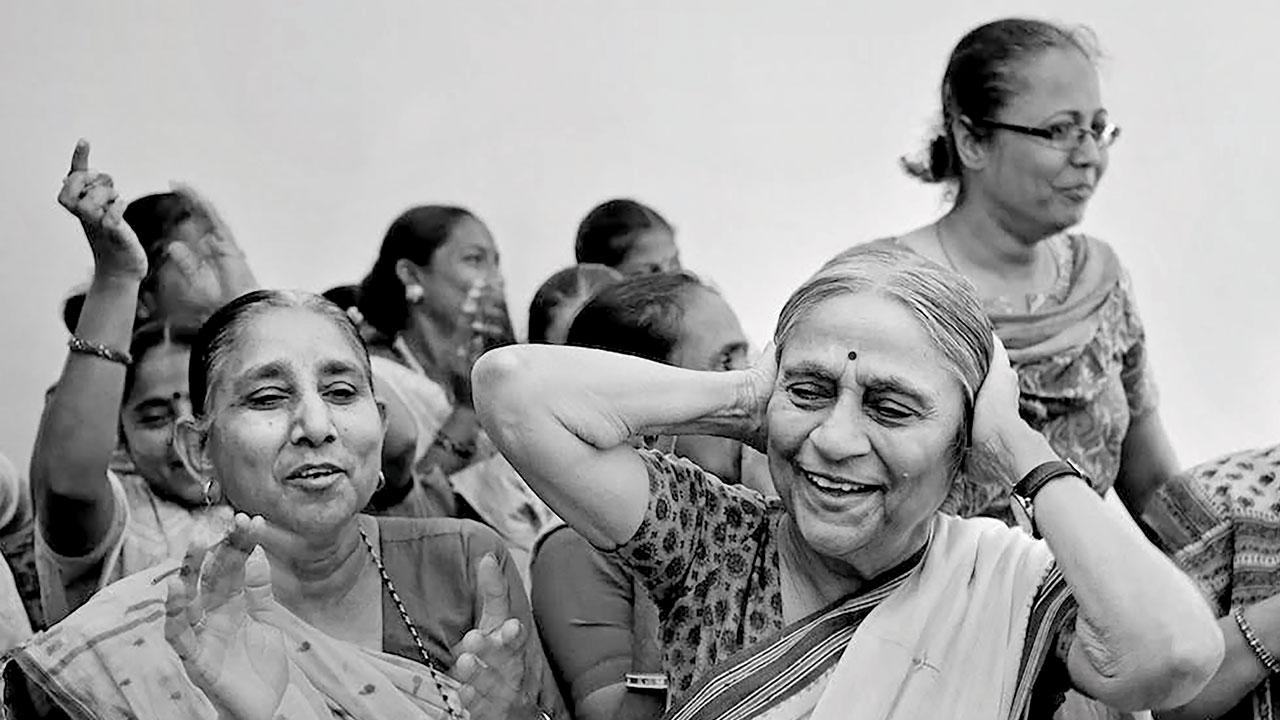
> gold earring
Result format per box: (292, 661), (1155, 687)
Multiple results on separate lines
(405, 284), (425, 304)
(376, 471), (386, 492)
(201, 479), (214, 508)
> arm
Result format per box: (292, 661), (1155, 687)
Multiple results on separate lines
(531, 528), (662, 720)
(978, 339), (1222, 712)
(1155, 595), (1278, 719)
(1115, 411), (1179, 517)
(473, 345), (767, 549)
(30, 141), (146, 557)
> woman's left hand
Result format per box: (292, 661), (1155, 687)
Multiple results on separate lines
(450, 553), (538, 720)
(165, 513), (289, 720)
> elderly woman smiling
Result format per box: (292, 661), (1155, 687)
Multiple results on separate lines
(4, 288), (564, 720)
(474, 245), (1222, 719)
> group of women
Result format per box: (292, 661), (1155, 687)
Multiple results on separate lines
(0, 15), (1274, 720)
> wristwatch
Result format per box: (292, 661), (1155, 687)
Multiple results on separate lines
(1009, 458), (1090, 538)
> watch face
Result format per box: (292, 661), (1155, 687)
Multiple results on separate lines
(1010, 494), (1036, 537)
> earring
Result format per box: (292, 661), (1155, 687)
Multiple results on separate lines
(404, 284), (425, 304)
(201, 479), (215, 508)
(376, 471), (386, 492)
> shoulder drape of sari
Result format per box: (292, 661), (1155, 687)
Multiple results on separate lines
(668, 515), (1064, 720)
(1, 556), (463, 720)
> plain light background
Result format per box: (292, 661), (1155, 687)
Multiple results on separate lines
(1, 2), (1277, 475)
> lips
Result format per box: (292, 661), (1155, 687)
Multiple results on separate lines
(803, 470), (881, 497)
(284, 462), (346, 491)
(1059, 185), (1094, 201)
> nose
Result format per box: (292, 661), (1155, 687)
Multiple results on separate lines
(290, 390), (337, 447)
(1070, 131), (1103, 166)
(807, 394), (872, 463)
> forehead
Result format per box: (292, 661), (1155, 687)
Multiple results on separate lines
(129, 343), (190, 402)
(437, 217), (495, 255)
(677, 288), (744, 348)
(780, 293), (953, 390)
(216, 307), (367, 379)
(1001, 47), (1101, 122)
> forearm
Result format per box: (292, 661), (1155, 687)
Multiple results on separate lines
(31, 274), (138, 510)
(996, 431), (1222, 708)
(1115, 412), (1179, 516)
(1157, 597), (1280, 720)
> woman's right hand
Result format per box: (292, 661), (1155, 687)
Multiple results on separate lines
(737, 343), (777, 454)
(57, 140), (147, 282)
(449, 278), (516, 407)
(971, 334), (1056, 483)
(165, 513), (290, 720)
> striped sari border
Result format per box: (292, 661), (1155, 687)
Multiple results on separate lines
(1011, 563), (1076, 718)
(671, 572), (912, 720)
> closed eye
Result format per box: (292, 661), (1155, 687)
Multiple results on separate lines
(786, 381), (834, 408)
(246, 389), (289, 409)
(324, 383), (360, 403)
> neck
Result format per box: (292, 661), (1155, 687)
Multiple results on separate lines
(400, 310), (458, 386)
(262, 519), (372, 612)
(782, 516), (931, 605)
(942, 199), (1054, 282)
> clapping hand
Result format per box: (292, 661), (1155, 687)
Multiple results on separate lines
(164, 513), (289, 720)
(449, 553), (537, 720)
(57, 140), (147, 281)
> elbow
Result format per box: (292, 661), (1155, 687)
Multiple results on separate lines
(1093, 624), (1225, 711)
(472, 346), (541, 428)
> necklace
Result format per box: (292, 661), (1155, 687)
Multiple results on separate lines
(358, 525), (462, 719)
(933, 221), (961, 272)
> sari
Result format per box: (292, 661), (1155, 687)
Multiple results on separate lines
(1143, 445), (1280, 720)
(2, 554), (463, 719)
(667, 514), (1064, 720)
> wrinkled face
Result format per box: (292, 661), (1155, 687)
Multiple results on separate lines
(616, 228), (681, 276)
(412, 216), (507, 328)
(121, 343), (203, 506)
(669, 287), (751, 480)
(975, 48), (1108, 238)
(766, 293), (963, 575)
(197, 307), (385, 537)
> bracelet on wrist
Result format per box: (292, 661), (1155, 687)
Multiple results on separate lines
(1234, 607), (1280, 674)
(67, 335), (132, 366)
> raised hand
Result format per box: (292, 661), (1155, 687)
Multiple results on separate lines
(57, 140), (147, 281)
(165, 513), (289, 720)
(449, 553), (536, 720)
(449, 278), (516, 407)
(159, 181), (259, 317)
(738, 342), (777, 454)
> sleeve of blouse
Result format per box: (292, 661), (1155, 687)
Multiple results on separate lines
(1116, 270), (1159, 420)
(531, 527), (637, 709)
(605, 450), (770, 610)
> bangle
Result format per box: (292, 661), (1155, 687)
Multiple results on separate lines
(67, 335), (132, 365)
(432, 433), (476, 462)
(1233, 607), (1280, 674)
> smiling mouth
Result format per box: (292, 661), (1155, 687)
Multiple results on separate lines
(285, 464), (345, 490)
(803, 471), (881, 496)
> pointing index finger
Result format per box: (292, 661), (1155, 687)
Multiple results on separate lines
(69, 139), (90, 174)
(474, 553), (511, 635)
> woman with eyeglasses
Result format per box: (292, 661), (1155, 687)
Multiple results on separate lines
(882, 18), (1177, 527)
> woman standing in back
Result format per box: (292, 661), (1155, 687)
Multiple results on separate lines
(888, 18), (1178, 520)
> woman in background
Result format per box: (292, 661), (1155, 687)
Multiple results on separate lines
(356, 206), (555, 582)
(574, 199), (680, 277)
(30, 141), (235, 625)
(526, 264), (622, 345)
(886, 18), (1177, 521)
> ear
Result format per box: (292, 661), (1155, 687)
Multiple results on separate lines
(951, 116), (990, 173)
(394, 258), (426, 288)
(173, 416), (215, 487)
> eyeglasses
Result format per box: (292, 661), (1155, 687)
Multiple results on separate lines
(978, 119), (1121, 151)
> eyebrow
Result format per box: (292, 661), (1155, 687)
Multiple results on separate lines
(318, 358), (364, 379)
(862, 374), (933, 406)
(780, 360), (841, 382)
(236, 360), (290, 388)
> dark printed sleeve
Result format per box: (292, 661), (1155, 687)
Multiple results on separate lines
(607, 450), (769, 609)
(1020, 562), (1079, 717)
